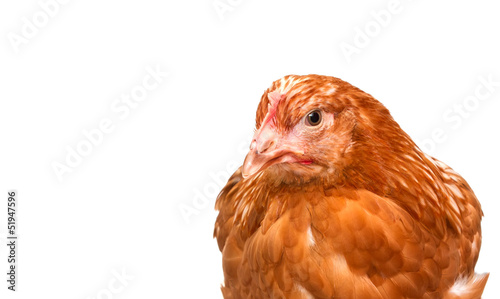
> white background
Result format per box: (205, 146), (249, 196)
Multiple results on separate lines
(0, 0), (499, 298)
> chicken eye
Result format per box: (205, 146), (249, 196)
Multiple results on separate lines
(305, 110), (322, 126)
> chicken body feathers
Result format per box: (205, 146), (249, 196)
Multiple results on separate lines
(214, 75), (487, 298)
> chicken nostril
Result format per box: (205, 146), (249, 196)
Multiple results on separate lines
(257, 139), (275, 154)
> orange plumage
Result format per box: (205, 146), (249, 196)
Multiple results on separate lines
(214, 75), (488, 298)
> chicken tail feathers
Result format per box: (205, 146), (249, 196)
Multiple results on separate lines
(446, 273), (489, 299)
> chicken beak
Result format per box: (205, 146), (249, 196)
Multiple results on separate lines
(242, 125), (304, 179)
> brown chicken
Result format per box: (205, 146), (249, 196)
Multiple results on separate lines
(214, 75), (488, 299)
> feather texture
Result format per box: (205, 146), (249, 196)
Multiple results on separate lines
(214, 75), (487, 298)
